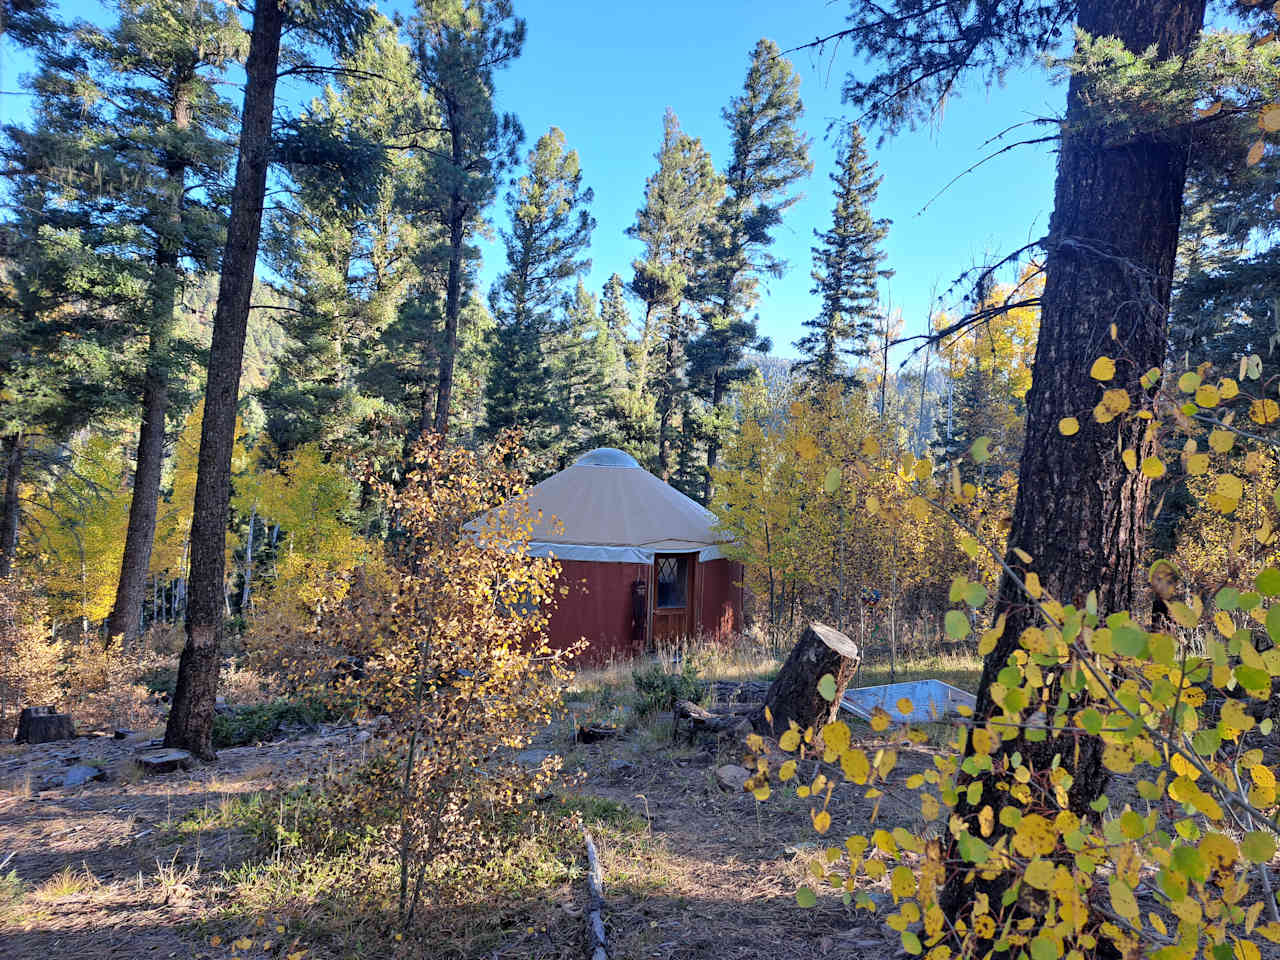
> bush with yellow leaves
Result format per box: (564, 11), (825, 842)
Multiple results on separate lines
(0, 575), (63, 733)
(750, 349), (1280, 959)
(272, 432), (579, 926)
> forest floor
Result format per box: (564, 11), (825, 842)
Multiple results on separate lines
(0, 652), (988, 960)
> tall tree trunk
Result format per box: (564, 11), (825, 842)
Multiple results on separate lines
(431, 117), (467, 436)
(165, 0), (283, 759)
(0, 433), (23, 578)
(939, 0), (1207, 929)
(703, 370), (725, 502)
(240, 506), (255, 611)
(107, 52), (194, 647)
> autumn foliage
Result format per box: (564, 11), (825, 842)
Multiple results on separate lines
(272, 433), (578, 924)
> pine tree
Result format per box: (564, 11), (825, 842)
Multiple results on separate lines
(626, 109), (722, 479)
(690, 38), (812, 501)
(263, 14), (431, 455)
(483, 127), (594, 454)
(546, 281), (627, 462)
(793, 124), (891, 392)
(412, 0), (524, 436)
(166, 0), (372, 758)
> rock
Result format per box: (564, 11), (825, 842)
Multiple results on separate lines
(715, 763), (750, 791)
(516, 748), (554, 769)
(63, 764), (105, 788)
(113, 729), (134, 740)
(15, 707), (75, 744)
(136, 748), (195, 774)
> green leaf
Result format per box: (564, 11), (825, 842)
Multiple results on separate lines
(795, 885), (817, 908)
(1079, 708), (1103, 735)
(1112, 626), (1147, 658)
(1029, 937), (1057, 960)
(1240, 591), (1263, 612)
(1241, 831), (1277, 864)
(1258, 568), (1280, 597)
(1216, 587), (1240, 611)
(1267, 606), (1280, 646)
(963, 582), (988, 608)
(900, 931), (922, 956)
(945, 610), (971, 639)
(1192, 728), (1221, 755)
(1235, 664), (1271, 695)
(1090, 795), (1109, 813)
(823, 466), (841, 494)
(970, 436), (991, 463)
(816, 674), (837, 703)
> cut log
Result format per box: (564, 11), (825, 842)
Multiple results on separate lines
(136, 748), (195, 774)
(15, 707), (75, 744)
(752, 622), (860, 738)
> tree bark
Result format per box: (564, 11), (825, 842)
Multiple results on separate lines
(0, 433), (22, 579)
(165, 0), (283, 760)
(940, 0), (1208, 927)
(751, 621), (860, 738)
(430, 113), (467, 436)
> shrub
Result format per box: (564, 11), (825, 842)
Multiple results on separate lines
(268, 432), (579, 926)
(632, 657), (707, 716)
(212, 697), (336, 748)
(0, 576), (62, 731)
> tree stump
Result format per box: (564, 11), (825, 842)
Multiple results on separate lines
(15, 706), (75, 744)
(752, 622), (860, 738)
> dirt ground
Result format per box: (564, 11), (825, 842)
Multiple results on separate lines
(0, 723), (381, 959)
(0, 708), (936, 960)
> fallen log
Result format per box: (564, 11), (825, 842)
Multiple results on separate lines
(584, 829), (608, 960)
(671, 700), (741, 743)
(752, 622), (860, 738)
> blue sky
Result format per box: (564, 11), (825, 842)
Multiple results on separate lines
(3, 0), (1066, 363)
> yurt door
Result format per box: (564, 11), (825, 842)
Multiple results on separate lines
(652, 552), (695, 644)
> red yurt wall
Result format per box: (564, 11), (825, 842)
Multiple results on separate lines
(698, 558), (743, 641)
(546, 557), (744, 665)
(547, 559), (649, 664)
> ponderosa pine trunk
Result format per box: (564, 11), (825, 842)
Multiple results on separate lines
(165, 0), (283, 759)
(107, 80), (191, 646)
(939, 0), (1208, 929)
(430, 137), (467, 436)
(0, 433), (22, 579)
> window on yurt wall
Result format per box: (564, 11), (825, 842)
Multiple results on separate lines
(656, 555), (689, 608)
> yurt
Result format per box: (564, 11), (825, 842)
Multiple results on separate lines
(489, 448), (743, 663)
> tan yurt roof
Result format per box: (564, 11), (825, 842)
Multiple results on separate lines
(481, 448), (730, 563)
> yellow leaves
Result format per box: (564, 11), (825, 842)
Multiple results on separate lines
(1265, 105), (1280, 132)
(841, 749), (870, 784)
(820, 722), (851, 758)
(1012, 814), (1056, 857)
(811, 809), (831, 834)
(1122, 448), (1138, 472)
(1090, 356), (1116, 381)
(869, 708), (891, 733)
(1094, 388), (1131, 423)
(1023, 858), (1056, 891)
(1210, 429), (1236, 453)
(1186, 453), (1211, 476)
(1195, 383), (1221, 408)
(778, 760), (797, 782)
(778, 729), (801, 752)
(890, 865), (915, 900)
(1109, 877), (1140, 922)
(1058, 416), (1080, 436)
(1251, 399), (1280, 425)
(1248, 140), (1266, 166)
(1141, 456), (1166, 479)
(1024, 572), (1043, 600)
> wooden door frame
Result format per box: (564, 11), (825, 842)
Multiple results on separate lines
(651, 551), (698, 643)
